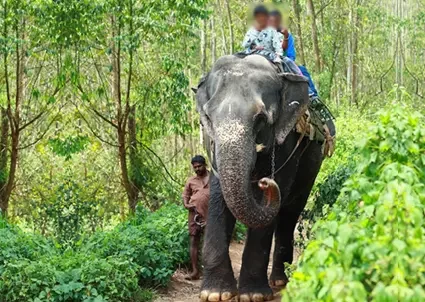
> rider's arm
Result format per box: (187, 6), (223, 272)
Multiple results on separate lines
(242, 28), (256, 49)
(278, 28), (289, 51)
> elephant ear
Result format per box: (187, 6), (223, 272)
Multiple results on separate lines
(195, 73), (217, 172)
(195, 73), (214, 138)
(275, 73), (310, 144)
(195, 73), (209, 111)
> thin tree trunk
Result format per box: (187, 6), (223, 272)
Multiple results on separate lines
(111, 14), (137, 213)
(307, 0), (322, 71)
(351, 0), (361, 105)
(351, 18), (359, 104)
(211, 17), (216, 63)
(329, 41), (338, 101)
(0, 14), (25, 215)
(201, 19), (207, 75)
(225, 0), (234, 53)
(0, 109), (9, 215)
(215, 0), (228, 55)
(292, 0), (306, 66)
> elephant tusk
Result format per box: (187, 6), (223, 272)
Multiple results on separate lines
(256, 144), (265, 152)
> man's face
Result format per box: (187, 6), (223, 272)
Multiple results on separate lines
(269, 15), (281, 29)
(255, 13), (268, 28)
(192, 162), (206, 176)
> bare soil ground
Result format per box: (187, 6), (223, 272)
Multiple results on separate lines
(154, 241), (299, 302)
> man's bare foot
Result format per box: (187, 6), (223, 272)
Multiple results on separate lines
(185, 270), (200, 280)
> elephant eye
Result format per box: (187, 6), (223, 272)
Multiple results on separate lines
(254, 114), (267, 134)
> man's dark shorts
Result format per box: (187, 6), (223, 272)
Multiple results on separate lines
(188, 210), (205, 237)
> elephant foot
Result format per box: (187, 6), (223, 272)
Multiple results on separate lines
(238, 288), (274, 302)
(200, 290), (237, 301)
(269, 279), (288, 288)
(269, 271), (289, 289)
(200, 270), (237, 301)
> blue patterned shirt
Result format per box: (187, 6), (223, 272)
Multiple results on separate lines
(242, 27), (284, 60)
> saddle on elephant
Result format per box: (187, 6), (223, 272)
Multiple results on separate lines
(295, 103), (336, 157)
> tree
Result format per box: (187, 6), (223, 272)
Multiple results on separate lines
(0, 0), (63, 215)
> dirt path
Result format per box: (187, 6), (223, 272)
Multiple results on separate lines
(154, 241), (296, 302)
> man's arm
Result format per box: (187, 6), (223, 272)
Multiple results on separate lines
(182, 181), (195, 210)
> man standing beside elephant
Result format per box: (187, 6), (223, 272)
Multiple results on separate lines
(182, 155), (210, 280)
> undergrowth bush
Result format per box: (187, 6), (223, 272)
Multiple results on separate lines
(283, 108), (425, 301)
(0, 203), (188, 302)
(0, 253), (148, 302)
(80, 203), (189, 286)
(296, 162), (354, 248)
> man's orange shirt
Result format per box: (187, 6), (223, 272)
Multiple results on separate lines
(182, 171), (210, 219)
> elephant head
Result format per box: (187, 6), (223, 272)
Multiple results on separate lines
(195, 55), (309, 228)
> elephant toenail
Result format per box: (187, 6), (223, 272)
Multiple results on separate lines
(264, 293), (274, 301)
(252, 293), (264, 302)
(275, 280), (287, 287)
(200, 290), (210, 302)
(239, 294), (251, 302)
(221, 292), (234, 300)
(208, 292), (221, 301)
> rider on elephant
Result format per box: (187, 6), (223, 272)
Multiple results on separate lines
(242, 5), (303, 75)
(269, 9), (336, 137)
(268, 10), (318, 97)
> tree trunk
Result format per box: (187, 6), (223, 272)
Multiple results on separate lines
(350, 0), (361, 105)
(111, 14), (138, 213)
(216, 0), (228, 55)
(211, 16), (216, 63)
(328, 41), (339, 101)
(0, 109), (9, 215)
(201, 19), (207, 75)
(292, 0), (306, 66)
(225, 0), (234, 53)
(307, 0), (322, 71)
(1, 130), (19, 216)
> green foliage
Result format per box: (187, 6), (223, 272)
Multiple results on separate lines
(49, 179), (102, 247)
(48, 135), (90, 160)
(282, 108), (425, 301)
(233, 221), (247, 242)
(81, 203), (189, 286)
(0, 203), (189, 301)
(0, 224), (56, 269)
(0, 254), (147, 302)
(296, 163), (354, 248)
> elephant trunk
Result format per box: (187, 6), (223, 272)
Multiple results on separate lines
(215, 121), (281, 228)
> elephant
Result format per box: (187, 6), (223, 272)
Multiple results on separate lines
(194, 54), (324, 302)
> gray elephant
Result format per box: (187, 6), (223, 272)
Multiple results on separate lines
(194, 54), (324, 301)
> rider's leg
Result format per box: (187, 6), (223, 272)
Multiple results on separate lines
(298, 65), (318, 97)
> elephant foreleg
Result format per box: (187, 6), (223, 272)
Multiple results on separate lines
(238, 224), (275, 302)
(200, 174), (237, 302)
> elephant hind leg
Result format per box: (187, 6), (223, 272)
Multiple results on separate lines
(270, 141), (323, 287)
(269, 209), (299, 288)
